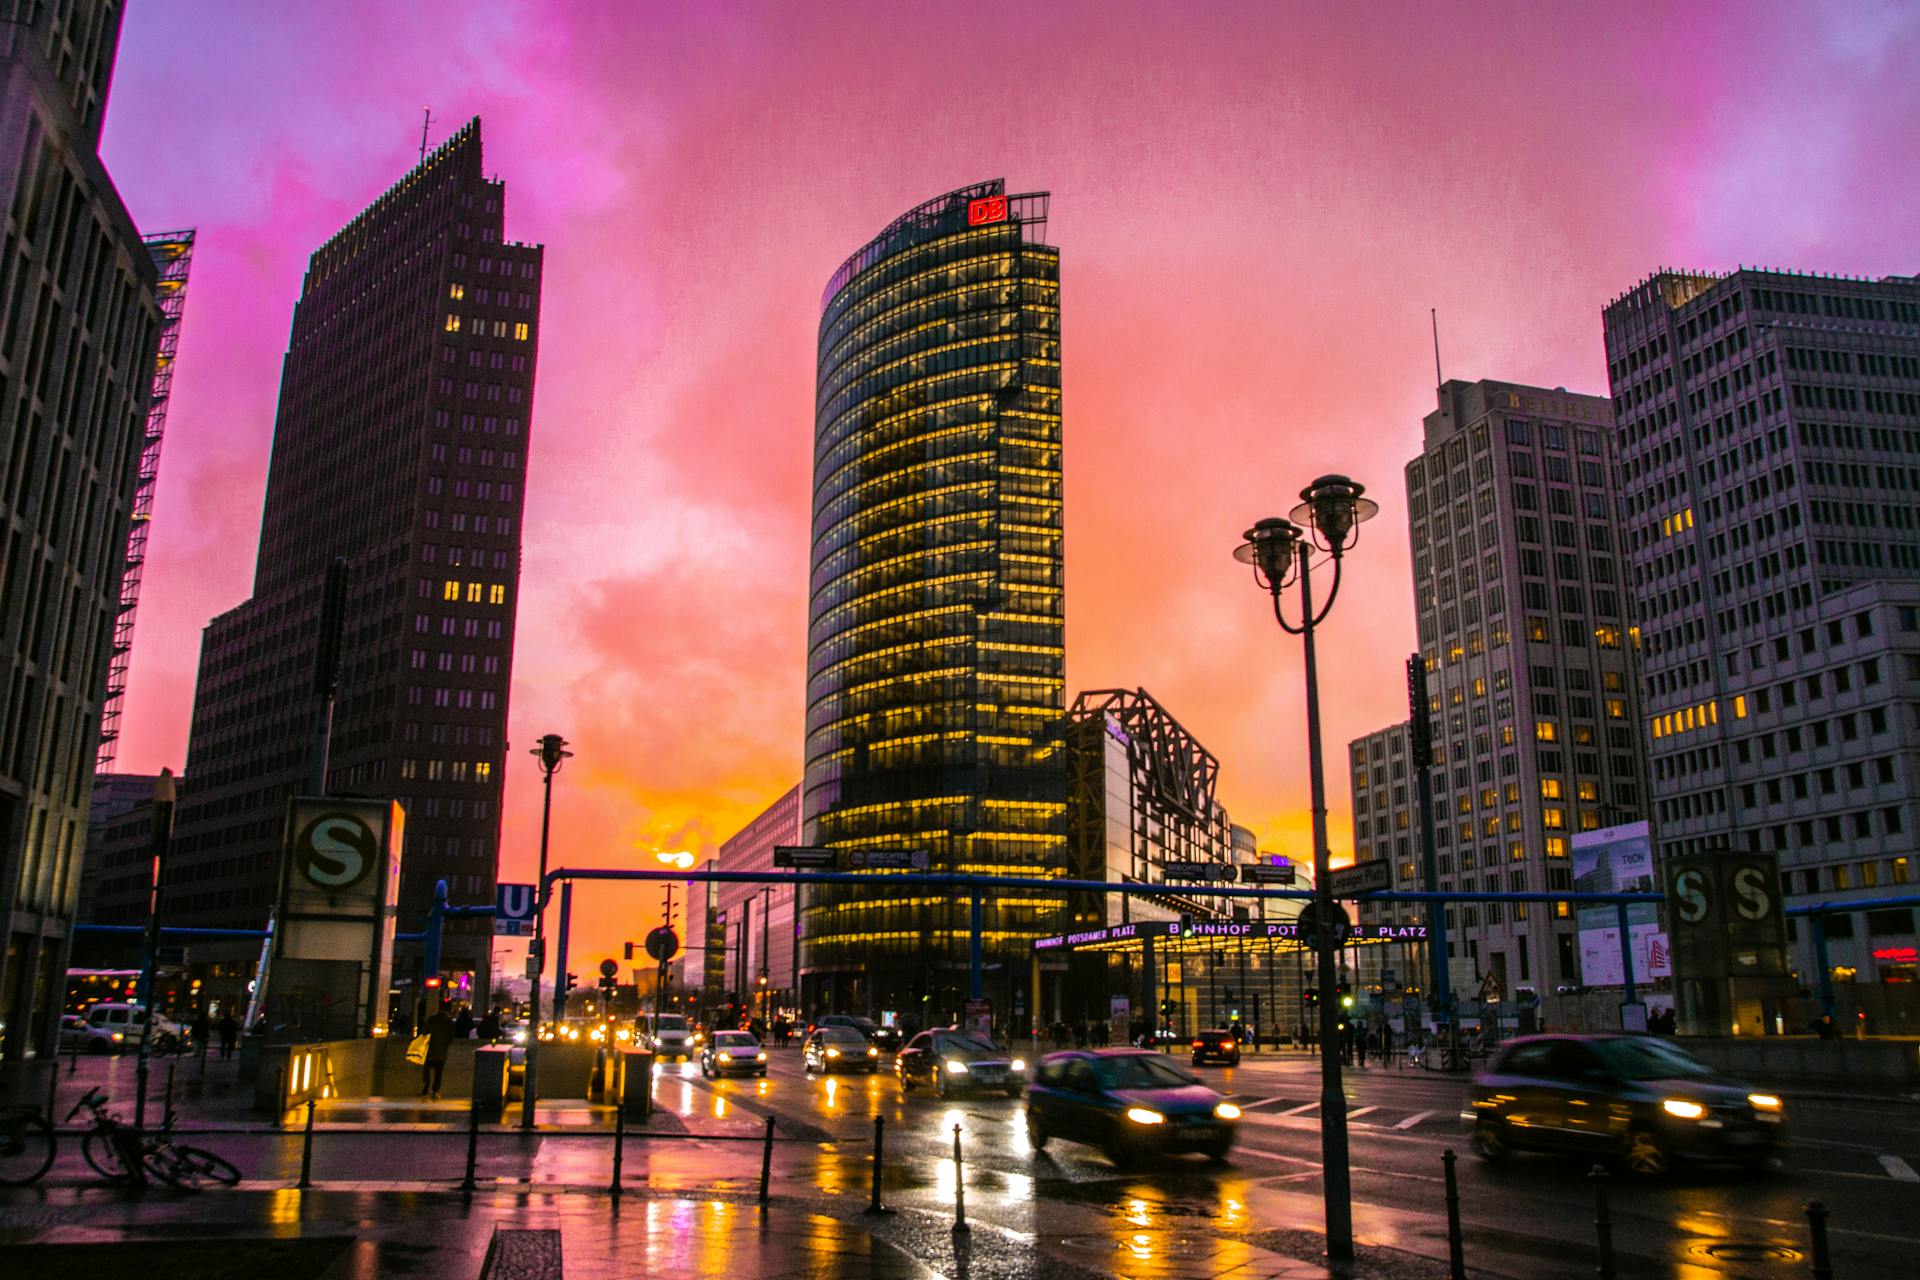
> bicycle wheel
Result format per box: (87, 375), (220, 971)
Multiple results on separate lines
(168, 1145), (240, 1187)
(0, 1109), (55, 1185)
(142, 1142), (206, 1191)
(83, 1129), (135, 1181)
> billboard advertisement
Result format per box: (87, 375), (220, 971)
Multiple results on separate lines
(1572, 821), (1670, 987)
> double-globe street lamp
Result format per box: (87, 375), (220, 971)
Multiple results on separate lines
(520, 732), (572, 1131)
(1235, 474), (1377, 1265)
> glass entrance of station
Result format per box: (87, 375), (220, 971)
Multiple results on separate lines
(1028, 918), (1429, 1048)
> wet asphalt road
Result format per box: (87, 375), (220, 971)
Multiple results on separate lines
(11, 1045), (1920, 1277)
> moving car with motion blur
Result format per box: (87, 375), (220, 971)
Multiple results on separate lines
(802, 1025), (880, 1074)
(1467, 1034), (1784, 1176)
(896, 1028), (1027, 1098)
(1190, 1029), (1242, 1067)
(700, 1030), (768, 1078)
(1026, 1049), (1238, 1166)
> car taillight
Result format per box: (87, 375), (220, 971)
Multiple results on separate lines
(1192, 1040), (1204, 1048)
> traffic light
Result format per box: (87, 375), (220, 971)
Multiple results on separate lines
(1303, 990), (1317, 1006)
(563, 972), (579, 1001)
(624, 941), (635, 961)
(1338, 982), (1354, 1010)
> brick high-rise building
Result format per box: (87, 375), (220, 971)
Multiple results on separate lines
(152, 120), (542, 1015)
(1603, 269), (1920, 989)
(0, 3), (161, 1079)
(1391, 379), (1649, 1003)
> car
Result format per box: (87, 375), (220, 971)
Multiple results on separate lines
(57, 1014), (89, 1054)
(700, 1030), (768, 1078)
(869, 1025), (904, 1054)
(896, 1028), (1027, 1098)
(77, 1003), (184, 1054)
(1467, 1034), (1784, 1176)
(802, 1025), (879, 1074)
(808, 1014), (880, 1040)
(1191, 1029), (1242, 1067)
(636, 1013), (695, 1058)
(1026, 1049), (1239, 1166)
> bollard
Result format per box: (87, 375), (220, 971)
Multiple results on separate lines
(1805, 1200), (1832, 1280)
(609, 1101), (625, 1198)
(758, 1115), (774, 1204)
(864, 1114), (887, 1214)
(1441, 1148), (1466, 1280)
(164, 1063), (176, 1129)
(1589, 1164), (1616, 1280)
(460, 1102), (480, 1193)
(69, 1047), (79, 1076)
(297, 1098), (317, 1189)
(951, 1123), (969, 1234)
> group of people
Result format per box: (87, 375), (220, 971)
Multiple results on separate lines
(183, 1007), (241, 1059)
(1052, 1020), (1114, 1049)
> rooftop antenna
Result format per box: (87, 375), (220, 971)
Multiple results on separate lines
(1431, 308), (1447, 415)
(418, 107), (435, 163)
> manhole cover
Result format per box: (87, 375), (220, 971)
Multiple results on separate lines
(1689, 1242), (1802, 1263)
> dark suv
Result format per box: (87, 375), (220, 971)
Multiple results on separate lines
(1468, 1034), (1783, 1176)
(1191, 1029), (1241, 1067)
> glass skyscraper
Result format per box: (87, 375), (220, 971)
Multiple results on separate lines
(803, 180), (1066, 1018)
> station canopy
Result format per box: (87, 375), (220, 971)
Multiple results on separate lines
(1032, 917), (1427, 956)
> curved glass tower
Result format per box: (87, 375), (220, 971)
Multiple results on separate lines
(803, 180), (1067, 1018)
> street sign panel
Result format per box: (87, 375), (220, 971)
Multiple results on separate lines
(1331, 860), (1391, 897)
(494, 882), (536, 936)
(1243, 860), (1297, 885)
(598, 958), (618, 979)
(849, 848), (931, 871)
(645, 926), (680, 963)
(773, 845), (838, 869)
(1295, 900), (1352, 947)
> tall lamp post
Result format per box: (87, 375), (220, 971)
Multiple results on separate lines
(1235, 474), (1376, 1265)
(520, 732), (572, 1131)
(134, 768), (177, 1131)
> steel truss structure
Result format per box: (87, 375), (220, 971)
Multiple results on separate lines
(97, 229), (195, 770)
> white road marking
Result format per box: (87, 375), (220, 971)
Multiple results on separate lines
(1236, 1096), (1289, 1111)
(1346, 1106), (1379, 1121)
(1280, 1102), (1319, 1116)
(1880, 1154), (1920, 1182)
(1394, 1109), (1437, 1130)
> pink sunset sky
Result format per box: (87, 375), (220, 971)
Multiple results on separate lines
(97, 2), (1920, 963)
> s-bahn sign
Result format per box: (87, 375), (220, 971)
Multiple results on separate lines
(1033, 918), (1426, 952)
(274, 796), (405, 964)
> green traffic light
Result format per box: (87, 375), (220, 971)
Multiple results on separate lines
(1341, 995), (1355, 1008)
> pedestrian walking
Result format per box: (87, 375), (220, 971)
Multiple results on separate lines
(420, 1000), (455, 1099)
(216, 1011), (238, 1059)
(452, 1003), (475, 1040)
(477, 1005), (502, 1043)
(190, 1008), (211, 1052)
(1354, 1023), (1368, 1068)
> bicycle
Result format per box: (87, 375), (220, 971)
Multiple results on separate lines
(69, 1088), (241, 1191)
(0, 1105), (55, 1185)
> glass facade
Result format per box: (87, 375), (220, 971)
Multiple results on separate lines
(802, 180), (1066, 1018)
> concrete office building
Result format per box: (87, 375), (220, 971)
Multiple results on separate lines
(1603, 268), (1920, 993)
(0, 3), (161, 1079)
(1398, 379), (1650, 1004)
(133, 120), (542, 1019)
(704, 784), (800, 1023)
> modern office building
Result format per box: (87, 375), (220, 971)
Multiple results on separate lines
(151, 119), (542, 1018)
(95, 230), (194, 771)
(695, 784), (801, 1025)
(1398, 379), (1649, 1003)
(1602, 268), (1920, 992)
(0, 3), (161, 1080)
(802, 180), (1067, 1019)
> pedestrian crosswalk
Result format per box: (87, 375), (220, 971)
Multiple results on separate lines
(1224, 1095), (1456, 1133)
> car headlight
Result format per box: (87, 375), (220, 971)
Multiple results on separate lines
(1215, 1102), (1242, 1120)
(1748, 1093), (1782, 1111)
(1125, 1107), (1165, 1125)
(513, 1030), (527, 1044)
(756, 1052), (768, 1062)
(944, 1059), (969, 1074)
(1662, 1098), (1707, 1120)
(111, 1033), (124, 1042)
(827, 1048), (840, 1058)
(1010, 1058), (1027, 1073)
(718, 1052), (733, 1063)
(616, 1029), (631, 1041)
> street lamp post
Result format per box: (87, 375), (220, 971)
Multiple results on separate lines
(520, 732), (572, 1131)
(1236, 474), (1377, 1266)
(134, 768), (177, 1131)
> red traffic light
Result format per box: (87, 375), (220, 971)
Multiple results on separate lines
(425, 977), (442, 989)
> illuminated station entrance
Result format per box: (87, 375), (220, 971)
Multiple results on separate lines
(1030, 917), (1429, 1045)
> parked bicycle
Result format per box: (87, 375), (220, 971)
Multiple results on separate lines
(68, 1088), (241, 1191)
(0, 1105), (55, 1184)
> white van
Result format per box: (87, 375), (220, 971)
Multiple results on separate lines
(80, 1003), (183, 1054)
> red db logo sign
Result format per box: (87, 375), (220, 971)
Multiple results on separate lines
(967, 195), (1007, 226)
